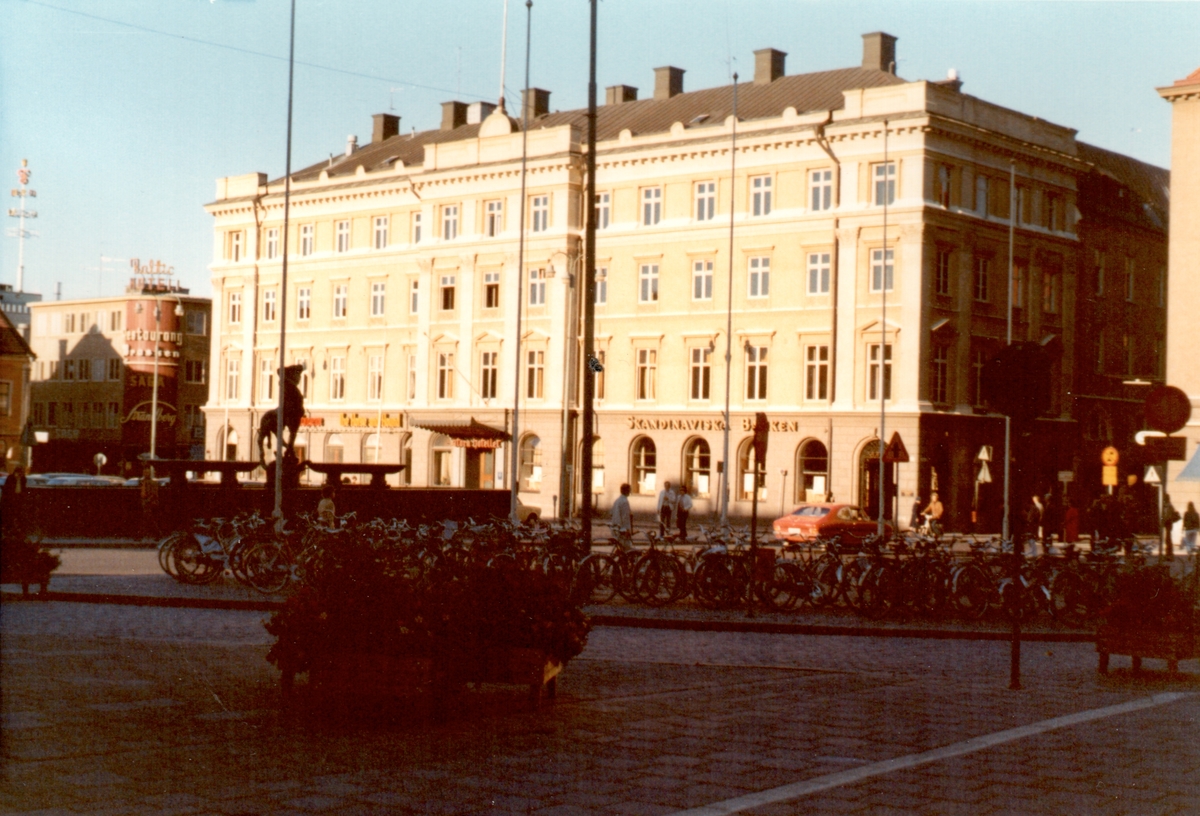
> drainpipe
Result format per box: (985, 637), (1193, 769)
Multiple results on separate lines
(815, 112), (840, 500)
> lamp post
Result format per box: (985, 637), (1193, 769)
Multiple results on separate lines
(136, 295), (184, 465)
(549, 249), (580, 519)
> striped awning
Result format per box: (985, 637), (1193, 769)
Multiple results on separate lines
(412, 418), (510, 448)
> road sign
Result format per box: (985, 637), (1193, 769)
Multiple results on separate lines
(1102, 465), (1119, 487)
(1144, 465), (1164, 485)
(977, 461), (992, 484)
(1101, 446), (1120, 466)
(882, 431), (909, 463)
(1058, 470), (1074, 483)
(1144, 385), (1192, 434)
(977, 446), (992, 462)
(1144, 436), (1187, 462)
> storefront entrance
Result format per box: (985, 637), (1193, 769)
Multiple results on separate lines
(859, 439), (896, 521)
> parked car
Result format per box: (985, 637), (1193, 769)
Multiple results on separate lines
(772, 503), (892, 543)
(44, 475), (126, 487)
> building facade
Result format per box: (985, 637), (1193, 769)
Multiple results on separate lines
(205, 32), (1166, 528)
(0, 309), (35, 471)
(27, 276), (212, 474)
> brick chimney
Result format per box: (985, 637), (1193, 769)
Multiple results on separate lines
(654, 66), (685, 100)
(372, 113), (399, 143)
(606, 85), (638, 105)
(862, 32), (898, 73)
(441, 101), (468, 131)
(522, 88), (551, 121)
(753, 49), (787, 84)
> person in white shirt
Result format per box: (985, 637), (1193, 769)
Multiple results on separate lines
(656, 481), (676, 537)
(610, 483), (633, 549)
(676, 484), (694, 541)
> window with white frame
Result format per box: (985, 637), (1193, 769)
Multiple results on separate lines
(751, 175), (772, 216)
(520, 435), (543, 491)
(868, 343), (892, 401)
(440, 275), (456, 310)
(874, 162), (896, 206)
(529, 268), (546, 306)
(975, 175), (989, 215)
(484, 271), (500, 309)
(297, 286), (311, 320)
(695, 181), (716, 221)
(370, 281), (386, 317)
(806, 345), (830, 401)
(373, 216), (388, 249)
(631, 437), (657, 495)
(437, 352), (455, 399)
(266, 228), (279, 260)
(931, 345), (950, 404)
(692, 259), (713, 300)
(748, 257), (770, 298)
(485, 200), (503, 237)
(594, 268), (607, 305)
(333, 284), (348, 318)
(639, 264), (659, 303)
(412, 212), (422, 243)
(807, 252), (830, 295)
(336, 220), (350, 253)
(329, 356), (346, 401)
(690, 347), (711, 401)
(228, 291), (241, 324)
(973, 256), (990, 302)
(594, 192), (610, 229)
(636, 349), (657, 400)
(226, 230), (243, 262)
(870, 248), (894, 293)
(225, 358), (239, 402)
(110, 310), (122, 331)
(300, 224), (314, 256)
(526, 350), (545, 399)
(407, 352), (416, 400)
(442, 205), (459, 240)
(935, 249), (952, 296)
(531, 195), (549, 232)
(262, 290), (277, 322)
(409, 280), (419, 314)
(259, 358), (275, 403)
(368, 353), (383, 401)
(480, 350), (498, 399)
(745, 346), (768, 401)
(811, 169), (833, 211)
(641, 187), (662, 226)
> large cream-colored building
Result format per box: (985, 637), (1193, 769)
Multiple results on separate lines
(205, 32), (1166, 528)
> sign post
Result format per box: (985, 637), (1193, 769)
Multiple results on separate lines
(1145, 465), (1166, 558)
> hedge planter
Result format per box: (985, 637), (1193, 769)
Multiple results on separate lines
(1096, 565), (1198, 675)
(0, 548), (60, 596)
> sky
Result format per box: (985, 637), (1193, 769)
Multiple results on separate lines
(1, 0), (1197, 303)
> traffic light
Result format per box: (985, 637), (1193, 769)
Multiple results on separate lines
(981, 342), (1053, 423)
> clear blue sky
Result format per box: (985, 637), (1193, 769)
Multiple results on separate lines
(2, 0), (1196, 302)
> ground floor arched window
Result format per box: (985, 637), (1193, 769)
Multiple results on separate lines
(683, 437), (712, 498)
(222, 428), (239, 461)
(431, 433), (453, 486)
(519, 434), (542, 492)
(325, 433), (344, 464)
(363, 433), (382, 464)
(797, 439), (828, 502)
(737, 437), (765, 501)
(631, 436), (657, 495)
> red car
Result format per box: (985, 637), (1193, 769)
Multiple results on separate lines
(772, 503), (893, 543)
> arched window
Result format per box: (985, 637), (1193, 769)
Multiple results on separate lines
(223, 428), (239, 461)
(363, 433), (382, 464)
(797, 439), (828, 502)
(631, 436), (657, 495)
(431, 433), (453, 486)
(683, 437), (712, 498)
(737, 437), (765, 501)
(325, 433), (344, 464)
(519, 434), (542, 491)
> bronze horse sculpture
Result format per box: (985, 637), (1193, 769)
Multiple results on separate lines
(257, 364), (306, 466)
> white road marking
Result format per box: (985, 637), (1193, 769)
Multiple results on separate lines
(668, 692), (1195, 816)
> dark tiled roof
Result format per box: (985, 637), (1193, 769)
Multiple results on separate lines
(1077, 141), (1170, 232)
(0, 309), (34, 358)
(284, 67), (904, 184)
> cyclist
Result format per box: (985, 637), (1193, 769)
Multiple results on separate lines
(923, 492), (945, 540)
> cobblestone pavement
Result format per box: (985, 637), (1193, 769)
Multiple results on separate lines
(2, 599), (1197, 815)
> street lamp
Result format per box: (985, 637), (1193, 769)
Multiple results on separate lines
(549, 248), (580, 519)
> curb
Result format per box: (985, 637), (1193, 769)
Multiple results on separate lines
(1, 590), (280, 613)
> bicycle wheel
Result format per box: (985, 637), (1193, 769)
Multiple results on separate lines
(811, 556), (842, 608)
(242, 541), (292, 594)
(999, 579), (1036, 623)
(855, 564), (887, 619)
(951, 564), (992, 621)
(171, 534), (223, 585)
(761, 561), (808, 611)
(694, 554), (748, 610)
(840, 559), (868, 612)
(157, 531), (188, 582)
(573, 553), (617, 604)
(632, 551), (683, 607)
(1049, 570), (1089, 627)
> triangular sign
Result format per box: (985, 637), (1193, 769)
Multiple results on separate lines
(977, 461), (992, 484)
(1144, 465), (1163, 485)
(977, 445), (991, 462)
(882, 431), (910, 463)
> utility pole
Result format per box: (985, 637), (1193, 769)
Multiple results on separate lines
(580, 0), (598, 548)
(7, 160), (37, 292)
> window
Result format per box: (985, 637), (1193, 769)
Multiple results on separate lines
(0, 382), (9, 416)
(868, 343), (893, 401)
(185, 311), (207, 335)
(371, 281), (386, 316)
(639, 264), (659, 303)
(442, 205), (459, 240)
(409, 280), (419, 314)
(935, 249), (951, 296)
(265, 228), (279, 260)
(107, 358), (122, 381)
(594, 349), (606, 400)
(47, 402), (57, 427)
(412, 212), (422, 243)
(799, 440), (828, 502)
(64, 360), (76, 381)
(690, 347), (711, 401)
(368, 353), (383, 401)
(329, 356), (346, 401)
(738, 440), (766, 501)
(326, 434), (345, 465)
(805, 345), (829, 401)
(61, 402), (74, 428)
(748, 257), (770, 298)
(259, 357), (275, 403)
(89, 358), (103, 382)
(971, 348), (986, 407)
(336, 220), (350, 253)
(295, 359), (310, 398)
(333, 284), (348, 318)
(631, 437), (657, 495)
(641, 187), (662, 226)
(65, 313), (76, 334)
(938, 165), (952, 208)
(407, 353), (417, 401)
(297, 286), (311, 320)
(1043, 270), (1061, 314)
(695, 181), (716, 221)
(484, 272), (501, 309)
(107, 402), (120, 429)
(1044, 192), (1062, 231)
(437, 352), (454, 399)
(520, 435), (543, 491)
(975, 175), (989, 215)
(1016, 185), (1030, 224)
(528, 269), (546, 306)
(636, 349), (657, 400)
(530, 195), (549, 232)
(225, 358), (240, 402)
(870, 249), (894, 293)
(480, 351), (498, 399)
(485, 200), (503, 237)
(300, 224), (314, 256)
(874, 162), (896, 206)
(1013, 263), (1027, 310)
(373, 216), (388, 250)
(110, 310), (122, 331)
(745, 346), (768, 401)
(32, 402), (45, 425)
(594, 192), (610, 229)
(1093, 250), (1105, 297)
(185, 360), (207, 385)
(226, 230), (243, 262)
(931, 345), (949, 404)
(751, 175), (773, 216)
(526, 350), (545, 399)
(683, 438), (712, 497)
(1125, 258), (1136, 302)
(262, 290), (277, 322)
(811, 169), (833, 211)
(692, 259), (713, 300)
(807, 253), (831, 295)
(973, 257), (990, 303)
(594, 268), (607, 305)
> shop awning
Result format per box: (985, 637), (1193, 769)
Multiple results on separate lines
(412, 418), (510, 449)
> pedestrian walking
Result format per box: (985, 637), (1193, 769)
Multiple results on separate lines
(922, 492), (944, 539)
(1162, 494), (1181, 555)
(1061, 499), (1080, 545)
(140, 466), (161, 541)
(611, 483), (633, 549)
(676, 484), (693, 541)
(1024, 494), (1044, 556)
(656, 481), (676, 537)
(1183, 501), (1199, 555)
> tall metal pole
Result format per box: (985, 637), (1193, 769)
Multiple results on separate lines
(497, 0), (510, 112)
(509, 0), (533, 523)
(150, 300), (161, 463)
(580, 0), (598, 549)
(877, 120), (889, 538)
(8, 160), (36, 293)
(274, 0), (297, 525)
(1006, 159), (1021, 691)
(720, 74), (739, 526)
(223, 344), (231, 459)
